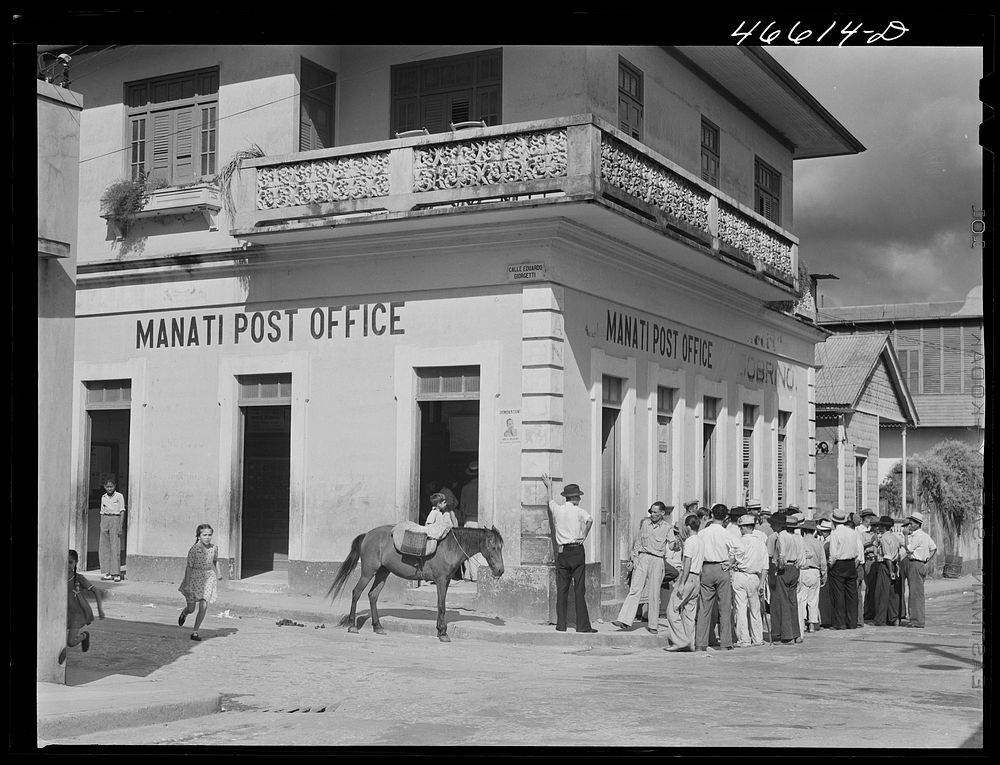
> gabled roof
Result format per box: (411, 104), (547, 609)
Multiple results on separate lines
(815, 333), (918, 426)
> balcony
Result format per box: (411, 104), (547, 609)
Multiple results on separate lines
(229, 114), (798, 294)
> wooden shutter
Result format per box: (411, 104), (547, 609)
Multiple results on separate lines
(129, 116), (147, 180)
(922, 325), (942, 394)
(448, 91), (472, 124)
(150, 111), (174, 183)
(657, 417), (671, 502)
(742, 430), (752, 500)
(777, 433), (786, 510)
(942, 325), (963, 393)
(964, 325), (984, 392)
(172, 106), (196, 185)
(420, 94), (448, 135)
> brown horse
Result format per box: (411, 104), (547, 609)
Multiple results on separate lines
(327, 525), (505, 642)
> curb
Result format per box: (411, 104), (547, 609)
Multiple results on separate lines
(37, 681), (221, 741)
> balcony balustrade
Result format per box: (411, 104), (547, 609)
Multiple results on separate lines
(230, 115), (798, 290)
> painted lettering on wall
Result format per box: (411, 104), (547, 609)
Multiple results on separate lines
(136, 302), (405, 349)
(740, 352), (795, 390)
(606, 309), (713, 369)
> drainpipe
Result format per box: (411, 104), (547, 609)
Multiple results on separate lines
(837, 413), (846, 513)
(901, 426), (907, 517)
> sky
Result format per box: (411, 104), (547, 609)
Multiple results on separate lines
(767, 46), (984, 309)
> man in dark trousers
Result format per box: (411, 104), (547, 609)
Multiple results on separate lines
(828, 509), (862, 629)
(541, 473), (597, 633)
(773, 513), (804, 643)
(694, 503), (739, 652)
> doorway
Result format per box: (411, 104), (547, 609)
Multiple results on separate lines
(83, 381), (131, 572)
(240, 405), (291, 577)
(414, 366), (480, 525)
(601, 374), (624, 587)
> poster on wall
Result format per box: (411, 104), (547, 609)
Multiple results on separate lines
(499, 409), (520, 443)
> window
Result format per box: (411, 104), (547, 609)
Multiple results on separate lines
(742, 404), (757, 504)
(416, 366), (481, 400)
(85, 380), (132, 409)
(391, 49), (502, 136)
(777, 410), (790, 510)
(701, 118), (720, 187)
(702, 396), (720, 506)
(754, 157), (781, 225)
(238, 374), (292, 405)
(126, 67), (219, 185)
(299, 59), (336, 152)
(656, 387), (676, 502)
(855, 456), (866, 511)
(618, 58), (643, 140)
(898, 349), (920, 393)
(922, 325), (942, 395)
(603, 375), (624, 407)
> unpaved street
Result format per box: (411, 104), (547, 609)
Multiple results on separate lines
(43, 591), (983, 747)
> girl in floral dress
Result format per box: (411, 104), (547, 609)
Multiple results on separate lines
(178, 524), (221, 641)
(61, 549), (105, 664)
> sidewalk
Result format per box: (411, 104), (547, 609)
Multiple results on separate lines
(37, 571), (982, 745)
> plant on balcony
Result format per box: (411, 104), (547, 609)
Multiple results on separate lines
(100, 173), (168, 239)
(216, 144), (265, 222)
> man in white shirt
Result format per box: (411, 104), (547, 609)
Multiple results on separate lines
(828, 509), (863, 629)
(541, 474), (597, 634)
(664, 513), (703, 652)
(731, 514), (768, 648)
(99, 479), (127, 582)
(694, 504), (740, 651)
(901, 512), (938, 628)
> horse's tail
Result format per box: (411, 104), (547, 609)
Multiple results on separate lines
(327, 533), (366, 601)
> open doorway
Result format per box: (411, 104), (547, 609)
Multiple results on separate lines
(601, 375), (624, 587)
(239, 405), (291, 577)
(414, 366), (480, 526)
(83, 381), (131, 573)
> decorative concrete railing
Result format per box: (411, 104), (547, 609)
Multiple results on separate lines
(232, 115), (797, 286)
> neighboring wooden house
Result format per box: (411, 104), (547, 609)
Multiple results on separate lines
(814, 333), (918, 518)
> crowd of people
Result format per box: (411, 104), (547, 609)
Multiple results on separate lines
(613, 500), (939, 651)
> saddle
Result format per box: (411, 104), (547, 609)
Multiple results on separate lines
(392, 521), (442, 558)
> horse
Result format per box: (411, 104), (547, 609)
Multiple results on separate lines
(327, 525), (504, 642)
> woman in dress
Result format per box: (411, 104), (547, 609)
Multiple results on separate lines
(62, 549), (105, 664)
(178, 524), (221, 641)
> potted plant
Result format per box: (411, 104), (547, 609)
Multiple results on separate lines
(100, 173), (168, 239)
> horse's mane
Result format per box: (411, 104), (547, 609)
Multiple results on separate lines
(452, 525), (503, 547)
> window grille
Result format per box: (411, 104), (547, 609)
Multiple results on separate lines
(416, 366), (481, 400)
(85, 380), (132, 409)
(238, 374), (292, 405)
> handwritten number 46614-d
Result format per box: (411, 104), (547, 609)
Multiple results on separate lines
(732, 20), (908, 46)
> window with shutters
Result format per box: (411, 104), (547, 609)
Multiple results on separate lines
(702, 396), (720, 506)
(656, 387), (676, 502)
(742, 404), (757, 504)
(777, 410), (790, 510)
(964, 325), (984, 394)
(299, 58), (336, 152)
(898, 349), (920, 393)
(754, 157), (781, 225)
(942, 324), (963, 394)
(125, 67), (219, 186)
(701, 118), (720, 187)
(618, 57), (643, 141)
(390, 49), (502, 137)
(855, 456), (866, 511)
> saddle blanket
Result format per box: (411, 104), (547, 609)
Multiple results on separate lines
(392, 521), (439, 557)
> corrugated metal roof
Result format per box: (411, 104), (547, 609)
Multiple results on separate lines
(818, 300), (980, 323)
(815, 333), (889, 406)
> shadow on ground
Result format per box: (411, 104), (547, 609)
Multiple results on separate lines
(348, 608), (505, 629)
(64, 617), (239, 686)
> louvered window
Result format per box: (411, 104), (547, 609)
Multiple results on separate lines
(701, 118), (720, 187)
(855, 456), (866, 512)
(85, 380), (132, 410)
(299, 58), (336, 152)
(754, 157), (781, 225)
(657, 387), (676, 502)
(390, 49), (502, 137)
(921, 324), (942, 394)
(742, 404), (757, 504)
(964, 325), (984, 394)
(416, 366), (481, 400)
(238, 374), (292, 406)
(942, 324), (963, 393)
(618, 58), (643, 141)
(777, 410), (790, 510)
(126, 67), (219, 185)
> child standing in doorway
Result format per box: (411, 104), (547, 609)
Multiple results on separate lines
(61, 549), (105, 665)
(178, 524), (221, 641)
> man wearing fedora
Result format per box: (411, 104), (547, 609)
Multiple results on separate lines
(900, 511), (937, 628)
(541, 474), (598, 633)
(828, 509), (864, 629)
(731, 513), (768, 647)
(773, 511), (805, 643)
(872, 515), (902, 626)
